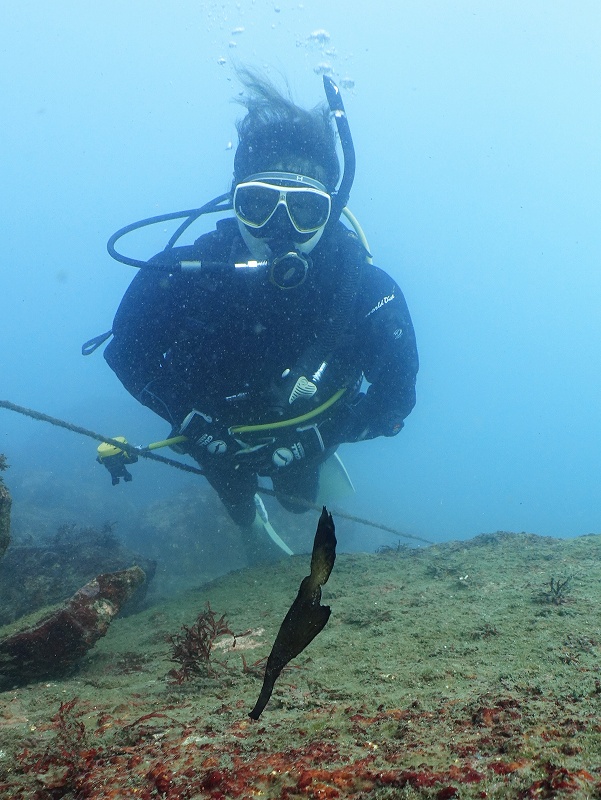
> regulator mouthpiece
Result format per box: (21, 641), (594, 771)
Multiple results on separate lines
(270, 251), (310, 290)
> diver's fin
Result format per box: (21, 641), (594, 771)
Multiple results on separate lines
(253, 495), (294, 556)
(316, 452), (355, 505)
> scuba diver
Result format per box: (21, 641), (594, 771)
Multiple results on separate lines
(97, 70), (418, 560)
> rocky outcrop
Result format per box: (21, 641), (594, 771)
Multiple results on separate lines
(0, 524), (156, 626)
(0, 566), (145, 691)
(0, 454), (10, 560)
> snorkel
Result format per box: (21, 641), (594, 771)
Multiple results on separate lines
(322, 75), (355, 232)
(106, 76), (357, 273)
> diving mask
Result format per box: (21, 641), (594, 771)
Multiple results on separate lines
(233, 172), (331, 234)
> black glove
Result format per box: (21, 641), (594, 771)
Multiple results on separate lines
(172, 409), (237, 457)
(338, 393), (405, 442)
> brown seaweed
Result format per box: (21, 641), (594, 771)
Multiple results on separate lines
(249, 506), (336, 719)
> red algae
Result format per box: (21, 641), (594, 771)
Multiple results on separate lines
(2, 697), (601, 799)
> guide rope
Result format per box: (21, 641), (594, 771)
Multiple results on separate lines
(0, 399), (433, 545)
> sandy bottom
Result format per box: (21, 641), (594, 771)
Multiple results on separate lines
(2, 527), (601, 798)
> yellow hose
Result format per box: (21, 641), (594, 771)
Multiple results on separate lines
(142, 388), (347, 450)
(230, 388), (347, 434)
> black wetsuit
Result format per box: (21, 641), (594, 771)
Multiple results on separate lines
(105, 218), (418, 525)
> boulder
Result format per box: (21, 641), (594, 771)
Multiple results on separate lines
(0, 566), (145, 690)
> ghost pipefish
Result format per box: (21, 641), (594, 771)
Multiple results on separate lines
(249, 506), (336, 720)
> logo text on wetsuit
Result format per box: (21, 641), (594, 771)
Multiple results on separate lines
(366, 293), (395, 317)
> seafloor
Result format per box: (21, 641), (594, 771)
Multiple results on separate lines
(2, 527), (601, 798)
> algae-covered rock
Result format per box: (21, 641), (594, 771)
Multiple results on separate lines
(0, 454), (10, 560)
(0, 565), (146, 690)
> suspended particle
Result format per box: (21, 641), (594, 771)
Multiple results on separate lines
(217, 57), (227, 66)
(231, 26), (245, 34)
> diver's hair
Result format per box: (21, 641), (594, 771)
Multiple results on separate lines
(233, 68), (340, 191)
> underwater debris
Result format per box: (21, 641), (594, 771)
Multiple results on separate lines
(0, 566), (146, 690)
(249, 507), (336, 720)
(167, 602), (235, 683)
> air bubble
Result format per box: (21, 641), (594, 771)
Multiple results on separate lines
(313, 62), (333, 76)
(308, 29), (330, 45)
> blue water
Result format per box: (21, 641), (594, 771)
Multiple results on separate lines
(2, 1), (600, 555)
